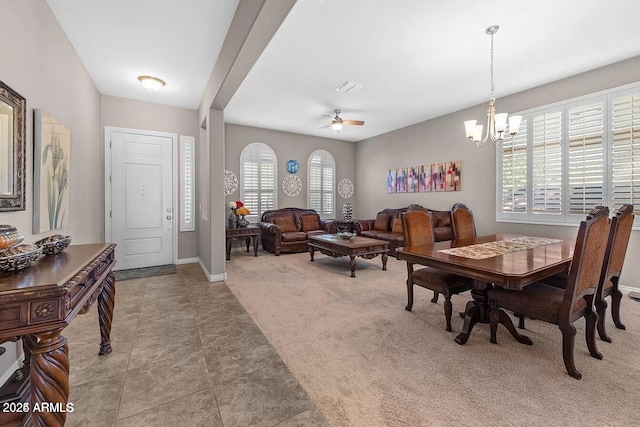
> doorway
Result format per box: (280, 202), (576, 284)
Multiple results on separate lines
(105, 127), (177, 270)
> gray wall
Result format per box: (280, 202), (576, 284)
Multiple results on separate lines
(0, 0), (102, 380)
(356, 56), (640, 289)
(101, 95), (199, 259)
(225, 124), (357, 218)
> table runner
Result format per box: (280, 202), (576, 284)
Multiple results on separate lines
(438, 236), (562, 260)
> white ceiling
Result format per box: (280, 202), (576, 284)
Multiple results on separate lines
(48, 0), (640, 142)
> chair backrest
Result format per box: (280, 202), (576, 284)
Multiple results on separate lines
(401, 210), (435, 247)
(599, 204), (634, 291)
(563, 206), (610, 317)
(451, 203), (476, 240)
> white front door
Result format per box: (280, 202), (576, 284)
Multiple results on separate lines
(109, 129), (174, 270)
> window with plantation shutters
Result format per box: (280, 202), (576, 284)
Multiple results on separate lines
(532, 111), (562, 215)
(497, 81), (640, 227)
(501, 119), (527, 213)
(240, 143), (277, 221)
(611, 93), (640, 213)
(308, 150), (335, 217)
(568, 102), (604, 214)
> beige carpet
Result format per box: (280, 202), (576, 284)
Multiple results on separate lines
(225, 250), (640, 427)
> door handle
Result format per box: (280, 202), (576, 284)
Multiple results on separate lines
(166, 216), (172, 220)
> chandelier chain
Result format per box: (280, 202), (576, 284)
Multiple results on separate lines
(490, 30), (495, 96)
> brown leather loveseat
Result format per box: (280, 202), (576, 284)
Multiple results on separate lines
(259, 208), (337, 255)
(355, 204), (455, 256)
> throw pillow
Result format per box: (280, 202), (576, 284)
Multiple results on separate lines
(272, 217), (297, 233)
(392, 217), (403, 233)
(299, 214), (321, 231)
(374, 213), (390, 231)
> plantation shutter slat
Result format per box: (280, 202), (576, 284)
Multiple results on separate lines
(501, 119), (528, 213)
(240, 143), (277, 220)
(308, 150), (335, 216)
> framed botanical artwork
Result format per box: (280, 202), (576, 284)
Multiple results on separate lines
(418, 164), (430, 192)
(397, 168), (408, 193)
(446, 160), (461, 191)
(33, 110), (71, 233)
(387, 169), (396, 193)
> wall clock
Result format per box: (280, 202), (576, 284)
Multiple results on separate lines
(338, 178), (354, 199)
(282, 174), (302, 197)
(224, 170), (238, 196)
(286, 159), (299, 174)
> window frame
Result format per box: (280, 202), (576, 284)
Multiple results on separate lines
(497, 81), (640, 229)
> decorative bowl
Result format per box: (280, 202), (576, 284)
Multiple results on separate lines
(0, 244), (43, 271)
(337, 231), (356, 240)
(34, 235), (72, 255)
(0, 225), (24, 251)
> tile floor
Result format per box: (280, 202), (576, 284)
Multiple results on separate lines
(63, 263), (328, 427)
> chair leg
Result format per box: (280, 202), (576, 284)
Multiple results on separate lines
(431, 291), (439, 303)
(595, 297), (612, 343)
(443, 293), (453, 332)
(611, 283), (626, 330)
(585, 308), (603, 360)
(560, 323), (581, 380)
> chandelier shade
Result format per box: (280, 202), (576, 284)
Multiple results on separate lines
(464, 25), (522, 146)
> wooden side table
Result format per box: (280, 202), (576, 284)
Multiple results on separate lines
(226, 225), (261, 260)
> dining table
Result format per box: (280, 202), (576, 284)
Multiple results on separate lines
(396, 234), (574, 345)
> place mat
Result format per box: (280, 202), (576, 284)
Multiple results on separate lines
(439, 236), (562, 260)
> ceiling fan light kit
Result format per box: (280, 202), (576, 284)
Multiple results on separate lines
(464, 25), (522, 146)
(138, 75), (166, 91)
(320, 109), (365, 133)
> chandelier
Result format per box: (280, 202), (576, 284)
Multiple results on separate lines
(464, 25), (522, 146)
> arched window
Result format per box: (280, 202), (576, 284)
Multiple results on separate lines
(240, 142), (277, 221)
(308, 149), (335, 218)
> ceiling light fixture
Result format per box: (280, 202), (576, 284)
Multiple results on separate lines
(464, 25), (522, 146)
(137, 75), (166, 91)
(331, 122), (343, 131)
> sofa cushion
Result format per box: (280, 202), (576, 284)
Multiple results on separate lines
(361, 230), (381, 238)
(281, 231), (307, 242)
(299, 213), (321, 231)
(374, 213), (390, 231)
(306, 229), (327, 237)
(391, 217), (403, 233)
(273, 217), (297, 233)
(376, 232), (403, 244)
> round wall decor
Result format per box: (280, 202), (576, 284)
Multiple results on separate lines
(286, 159), (299, 174)
(282, 174), (302, 197)
(338, 178), (354, 199)
(224, 170), (238, 196)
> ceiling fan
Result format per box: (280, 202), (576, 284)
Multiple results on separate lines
(320, 109), (364, 131)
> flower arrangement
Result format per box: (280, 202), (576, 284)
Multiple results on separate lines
(236, 207), (250, 216)
(228, 201), (250, 227)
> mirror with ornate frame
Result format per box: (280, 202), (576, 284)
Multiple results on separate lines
(0, 80), (26, 211)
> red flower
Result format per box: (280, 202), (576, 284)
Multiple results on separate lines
(235, 200), (244, 208)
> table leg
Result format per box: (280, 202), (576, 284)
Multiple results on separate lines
(252, 235), (259, 257)
(309, 246), (315, 261)
(245, 237), (250, 252)
(226, 238), (232, 260)
(30, 328), (69, 427)
(98, 272), (115, 355)
(455, 281), (491, 345)
(349, 256), (356, 278)
(381, 252), (388, 271)
(489, 308), (532, 345)
(455, 301), (481, 345)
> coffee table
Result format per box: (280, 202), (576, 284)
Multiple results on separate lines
(308, 234), (388, 278)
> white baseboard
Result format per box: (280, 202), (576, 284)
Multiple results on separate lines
(198, 259), (227, 282)
(620, 284), (639, 293)
(176, 257), (199, 265)
(0, 353), (24, 388)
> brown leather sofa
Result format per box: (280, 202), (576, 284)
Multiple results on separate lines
(355, 204), (455, 256)
(259, 208), (337, 255)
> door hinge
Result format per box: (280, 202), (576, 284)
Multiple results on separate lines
(109, 175), (112, 183)
(109, 140), (112, 148)
(110, 210), (112, 218)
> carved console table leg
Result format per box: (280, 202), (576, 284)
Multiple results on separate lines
(98, 272), (116, 355)
(30, 329), (69, 427)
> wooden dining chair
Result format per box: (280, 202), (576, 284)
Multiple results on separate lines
(401, 210), (472, 332)
(596, 204), (634, 342)
(451, 203), (476, 240)
(487, 206), (610, 379)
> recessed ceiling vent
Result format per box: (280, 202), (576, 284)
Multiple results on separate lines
(335, 81), (364, 94)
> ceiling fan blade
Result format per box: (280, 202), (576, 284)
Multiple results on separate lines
(321, 114), (334, 118)
(319, 123), (332, 130)
(342, 120), (365, 126)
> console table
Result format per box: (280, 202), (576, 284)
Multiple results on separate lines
(0, 243), (116, 427)
(226, 226), (260, 260)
